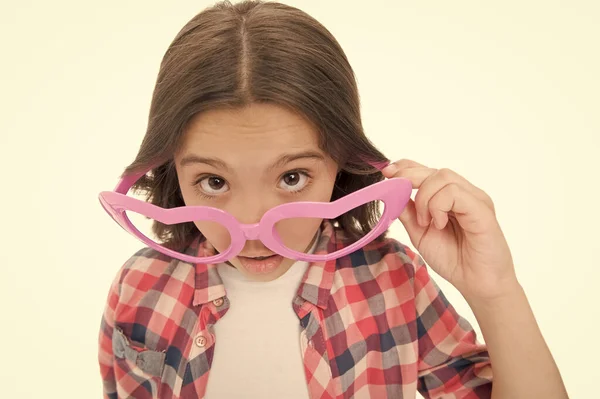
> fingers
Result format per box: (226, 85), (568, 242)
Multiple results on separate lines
(382, 160), (495, 220)
(427, 182), (495, 234)
(417, 168), (495, 219)
(397, 197), (429, 251)
(384, 165), (437, 189)
(398, 196), (421, 233)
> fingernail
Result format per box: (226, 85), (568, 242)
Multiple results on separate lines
(383, 164), (397, 174)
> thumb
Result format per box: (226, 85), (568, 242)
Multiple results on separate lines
(381, 163), (398, 178)
(398, 198), (426, 246)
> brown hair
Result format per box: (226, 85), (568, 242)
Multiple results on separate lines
(122, 0), (390, 251)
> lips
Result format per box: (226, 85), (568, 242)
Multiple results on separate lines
(237, 254), (283, 274)
(240, 254), (275, 260)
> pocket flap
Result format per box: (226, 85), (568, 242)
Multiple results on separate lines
(112, 326), (166, 377)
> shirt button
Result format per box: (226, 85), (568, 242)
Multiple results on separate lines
(213, 298), (224, 307)
(195, 334), (207, 347)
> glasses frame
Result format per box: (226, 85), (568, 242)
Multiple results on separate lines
(98, 160), (412, 264)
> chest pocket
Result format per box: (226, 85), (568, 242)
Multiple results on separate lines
(112, 326), (167, 398)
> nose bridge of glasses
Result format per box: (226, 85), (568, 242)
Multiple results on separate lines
(240, 223), (261, 240)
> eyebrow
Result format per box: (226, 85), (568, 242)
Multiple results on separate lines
(179, 150), (325, 172)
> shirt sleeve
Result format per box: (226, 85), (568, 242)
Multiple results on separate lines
(408, 247), (494, 399)
(98, 265), (125, 399)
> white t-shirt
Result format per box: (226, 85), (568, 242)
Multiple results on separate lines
(205, 240), (318, 398)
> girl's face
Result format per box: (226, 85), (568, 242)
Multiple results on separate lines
(174, 103), (339, 282)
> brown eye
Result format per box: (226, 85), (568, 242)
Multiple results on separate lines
(208, 177), (225, 190)
(199, 176), (229, 195)
(283, 173), (300, 186)
(279, 171), (309, 193)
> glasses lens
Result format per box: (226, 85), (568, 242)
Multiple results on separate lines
(124, 210), (231, 257)
(273, 200), (385, 255)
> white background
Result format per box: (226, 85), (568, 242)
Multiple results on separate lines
(1, 1), (598, 397)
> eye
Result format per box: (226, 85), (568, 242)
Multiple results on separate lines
(279, 171), (310, 193)
(198, 176), (229, 195)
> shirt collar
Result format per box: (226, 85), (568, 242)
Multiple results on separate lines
(190, 220), (339, 309)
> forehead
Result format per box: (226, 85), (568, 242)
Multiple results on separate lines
(178, 103), (321, 157)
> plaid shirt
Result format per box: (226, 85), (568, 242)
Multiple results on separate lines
(98, 220), (493, 398)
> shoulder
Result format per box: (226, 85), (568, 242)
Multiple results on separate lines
(334, 228), (425, 283)
(110, 245), (191, 303)
(367, 236), (423, 270)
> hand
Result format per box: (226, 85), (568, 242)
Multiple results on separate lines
(382, 159), (519, 302)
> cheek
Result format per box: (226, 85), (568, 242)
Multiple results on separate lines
(275, 217), (322, 252)
(194, 221), (232, 251)
(313, 176), (337, 201)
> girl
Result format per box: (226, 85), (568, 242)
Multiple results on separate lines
(98, 1), (567, 398)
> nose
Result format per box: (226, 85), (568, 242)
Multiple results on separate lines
(240, 223), (261, 240)
(228, 194), (273, 240)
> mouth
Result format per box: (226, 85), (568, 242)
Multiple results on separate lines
(240, 254), (276, 260)
(237, 254), (283, 274)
